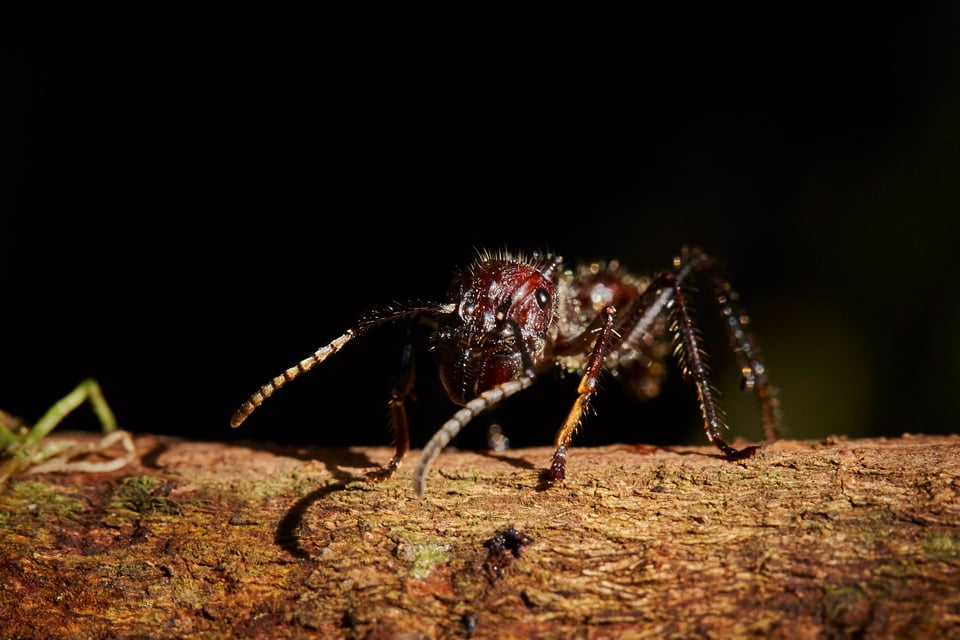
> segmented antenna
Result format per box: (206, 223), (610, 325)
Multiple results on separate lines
(413, 374), (534, 496)
(230, 301), (457, 431)
(230, 329), (356, 428)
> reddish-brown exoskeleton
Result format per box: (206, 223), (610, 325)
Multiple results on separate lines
(231, 247), (782, 495)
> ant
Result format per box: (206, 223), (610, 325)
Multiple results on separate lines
(231, 247), (782, 496)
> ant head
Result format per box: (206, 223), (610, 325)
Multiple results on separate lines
(433, 252), (561, 405)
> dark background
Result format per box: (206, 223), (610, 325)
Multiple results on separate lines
(4, 6), (958, 453)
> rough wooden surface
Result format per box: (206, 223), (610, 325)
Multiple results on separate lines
(1, 433), (958, 639)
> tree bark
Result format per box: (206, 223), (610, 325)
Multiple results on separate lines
(1, 433), (958, 639)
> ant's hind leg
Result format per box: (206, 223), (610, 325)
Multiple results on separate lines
(667, 271), (759, 460)
(704, 269), (783, 441)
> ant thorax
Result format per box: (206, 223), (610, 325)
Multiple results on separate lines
(552, 260), (665, 395)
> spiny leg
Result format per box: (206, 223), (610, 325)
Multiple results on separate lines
(546, 306), (617, 485)
(665, 271), (758, 459)
(366, 331), (416, 483)
(547, 271), (690, 483)
(699, 262), (783, 441)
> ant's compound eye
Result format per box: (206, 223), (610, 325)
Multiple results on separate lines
(535, 288), (551, 310)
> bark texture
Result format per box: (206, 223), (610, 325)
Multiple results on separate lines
(1, 433), (958, 639)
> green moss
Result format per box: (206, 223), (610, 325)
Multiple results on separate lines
(105, 475), (181, 519)
(0, 480), (85, 523)
(396, 539), (451, 579)
(162, 575), (209, 610)
(922, 530), (959, 562)
(204, 471), (329, 505)
(818, 585), (867, 624)
(113, 560), (160, 580)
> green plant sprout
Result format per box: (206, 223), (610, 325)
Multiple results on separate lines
(0, 379), (135, 488)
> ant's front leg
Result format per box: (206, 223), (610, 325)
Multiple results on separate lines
(544, 306), (617, 486)
(365, 325), (416, 483)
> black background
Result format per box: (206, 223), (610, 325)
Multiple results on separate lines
(4, 6), (959, 452)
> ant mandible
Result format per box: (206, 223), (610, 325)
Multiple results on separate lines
(231, 247), (782, 496)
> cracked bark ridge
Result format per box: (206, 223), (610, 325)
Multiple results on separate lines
(0, 433), (958, 639)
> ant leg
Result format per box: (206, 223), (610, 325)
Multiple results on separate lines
(666, 272), (759, 460)
(546, 306), (617, 485)
(364, 391), (411, 483)
(701, 267), (783, 441)
(366, 328), (416, 483)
